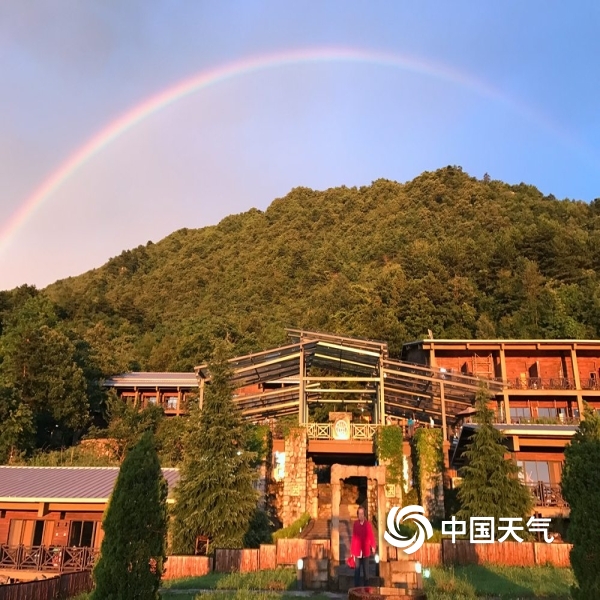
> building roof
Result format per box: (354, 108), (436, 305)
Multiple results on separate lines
(403, 338), (600, 347)
(104, 372), (198, 389)
(0, 467), (180, 503)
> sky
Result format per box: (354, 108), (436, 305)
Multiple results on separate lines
(1, 1), (599, 290)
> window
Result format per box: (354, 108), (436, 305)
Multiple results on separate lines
(537, 407), (556, 419)
(510, 407), (531, 421)
(8, 519), (52, 546)
(146, 395), (157, 406)
(165, 395), (178, 410)
(517, 460), (553, 484)
(69, 521), (97, 547)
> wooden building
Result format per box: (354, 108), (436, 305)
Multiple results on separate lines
(103, 372), (199, 415)
(401, 338), (600, 517)
(0, 466), (179, 580)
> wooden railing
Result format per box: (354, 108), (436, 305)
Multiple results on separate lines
(526, 482), (569, 508)
(0, 545), (97, 573)
(305, 423), (379, 440)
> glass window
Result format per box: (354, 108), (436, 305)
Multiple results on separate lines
(146, 395), (157, 405)
(8, 519), (48, 546)
(510, 407), (531, 420)
(520, 461), (551, 484)
(165, 396), (178, 410)
(537, 407), (555, 418)
(69, 521), (97, 547)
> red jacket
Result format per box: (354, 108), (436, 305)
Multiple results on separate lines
(351, 519), (376, 558)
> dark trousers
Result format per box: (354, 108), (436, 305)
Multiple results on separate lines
(354, 556), (368, 587)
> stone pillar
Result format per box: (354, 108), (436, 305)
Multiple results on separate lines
(377, 483), (387, 562)
(331, 479), (341, 562)
(282, 428), (308, 526)
(367, 477), (377, 521)
(306, 457), (319, 519)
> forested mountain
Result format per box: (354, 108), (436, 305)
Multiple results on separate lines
(1, 166), (600, 457)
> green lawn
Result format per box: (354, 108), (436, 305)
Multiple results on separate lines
(425, 565), (574, 599)
(161, 568), (297, 591)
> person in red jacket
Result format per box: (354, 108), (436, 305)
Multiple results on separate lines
(350, 506), (376, 587)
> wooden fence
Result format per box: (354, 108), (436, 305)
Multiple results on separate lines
(0, 571), (93, 600)
(390, 541), (572, 568)
(210, 539), (330, 573)
(163, 555), (212, 580)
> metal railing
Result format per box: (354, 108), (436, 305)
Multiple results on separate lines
(525, 482), (569, 508)
(500, 377), (575, 390)
(305, 423), (380, 440)
(0, 545), (98, 573)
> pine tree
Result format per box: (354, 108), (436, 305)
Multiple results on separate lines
(171, 343), (257, 552)
(92, 431), (167, 600)
(457, 388), (533, 531)
(561, 407), (600, 599)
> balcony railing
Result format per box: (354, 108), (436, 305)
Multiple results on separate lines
(305, 423), (380, 440)
(500, 416), (580, 426)
(525, 482), (569, 508)
(0, 545), (97, 572)
(502, 377), (575, 390)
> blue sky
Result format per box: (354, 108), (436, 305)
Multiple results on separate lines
(1, 1), (599, 289)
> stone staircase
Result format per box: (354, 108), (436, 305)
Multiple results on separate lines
(300, 518), (330, 539)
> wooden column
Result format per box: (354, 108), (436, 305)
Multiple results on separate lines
(377, 482), (387, 562)
(440, 381), (447, 441)
(571, 344), (585, 419)
(177, 388), (182, 416)
(378, 354), (386, 425)
(199, 377), (205, 410)
(429, 342), (437, 368)
(331, 479), (341, 562)
(299, 346), (306, 424)
(499, 345), (511, 424)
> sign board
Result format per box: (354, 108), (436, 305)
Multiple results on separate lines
(329, 412), (352, 440)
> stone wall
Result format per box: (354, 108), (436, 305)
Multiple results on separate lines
(306, 457), (318, 519)
(282, 428), (308, 526)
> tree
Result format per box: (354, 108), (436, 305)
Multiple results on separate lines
(171, 344), (257, 552)
(0, 386), (35, 463)
(457, 388), (533, 530)
(561, 407), (600, 599)
(92, 431), (167, 600)
(0, 296), (91, 447)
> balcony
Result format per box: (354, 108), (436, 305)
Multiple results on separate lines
(0, 545), (97, 573)
(526, 482), (568, 508)
(501, 416), (580, 426)
(503, 377), (575, 391)
(305, 423), (380, 440)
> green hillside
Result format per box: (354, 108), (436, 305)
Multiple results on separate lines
(45, 166), (600, 365)
(1, 165), (600, 456)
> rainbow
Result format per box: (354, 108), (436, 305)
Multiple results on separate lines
(0, 46), (570, 256)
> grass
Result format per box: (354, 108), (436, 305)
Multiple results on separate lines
(272, 513), (311, 540)
(161, 568), (297, 591)
(425, 565), (574, 599)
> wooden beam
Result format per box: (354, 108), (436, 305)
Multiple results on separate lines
(440, 381), (447, 440)
(571, 345), (585, 419)
(299, 345), (306, 425)
(500, 344), (511, 424)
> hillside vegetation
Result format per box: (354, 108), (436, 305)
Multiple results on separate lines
(1, 166), (600, 456)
